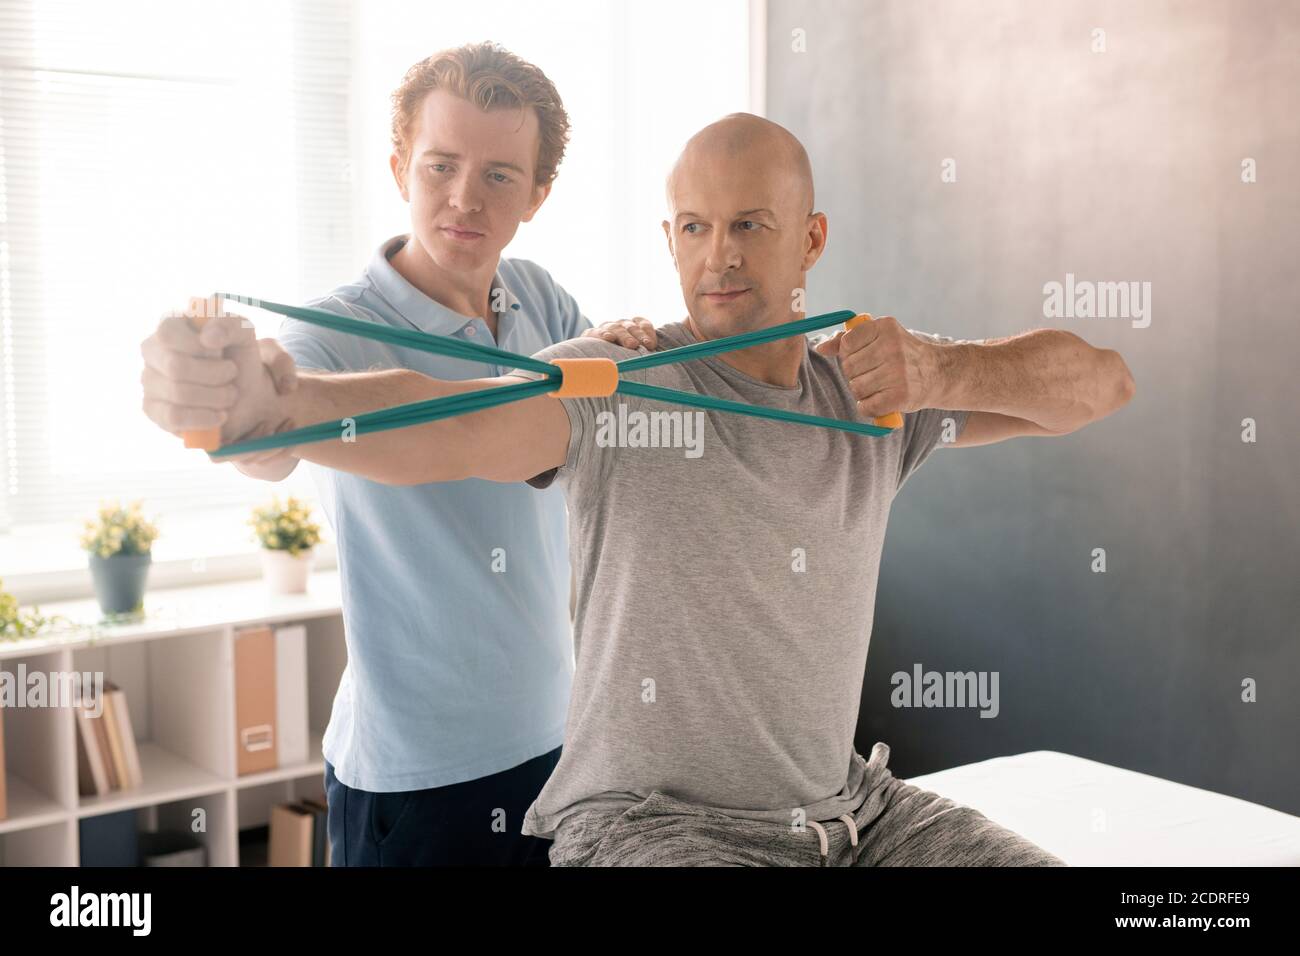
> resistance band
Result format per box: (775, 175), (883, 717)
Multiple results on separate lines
(180, 294), (902, 457)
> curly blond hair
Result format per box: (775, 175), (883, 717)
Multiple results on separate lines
(390, 41), (570, 187)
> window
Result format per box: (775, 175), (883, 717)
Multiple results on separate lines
(0, 0), (351, 554)
(0, 0), (753, 582)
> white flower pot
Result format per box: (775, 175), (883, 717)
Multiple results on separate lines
(260, 547), (314, 594)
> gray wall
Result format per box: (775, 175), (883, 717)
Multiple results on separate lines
(767, 0), (1298, 813)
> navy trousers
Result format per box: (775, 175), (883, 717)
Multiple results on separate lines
(323, 747), (561, 866)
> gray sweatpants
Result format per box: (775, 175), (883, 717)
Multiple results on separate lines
(549, 742), (1067, 867)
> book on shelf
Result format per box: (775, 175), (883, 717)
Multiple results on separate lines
(79, 809), (140, 867)
(266, 797), (332, 867)
(235, 625), (279, 776)
(268, 802), (314, 867)
(74, 704), (110, 797)
(74, 683), (143, 797)
(91, 707), (119, 790)
(99, 691), (128, 790)
(275, 624), (309, 767)
(299, 797), (328, 867)
(105, 684), (143, 789)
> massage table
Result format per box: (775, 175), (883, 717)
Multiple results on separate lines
(905, 751), (1300, 866)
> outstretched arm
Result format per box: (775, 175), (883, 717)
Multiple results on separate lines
(933, 330), (1136, 446)
(142, 309), (569, 485)
(817, 317), (1136, 446)
(256, 369), (569, 485)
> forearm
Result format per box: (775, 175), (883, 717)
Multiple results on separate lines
(276, 369), (484, 484)
(933, 330), (1135, 434)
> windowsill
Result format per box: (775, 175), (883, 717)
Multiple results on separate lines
(0, 507), (338, 605)
(0, 568), (346, 662)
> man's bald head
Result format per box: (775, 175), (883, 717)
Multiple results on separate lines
(661, 113), (829, 347)
(666, 113), (814, 216)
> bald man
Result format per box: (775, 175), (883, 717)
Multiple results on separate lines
(154, 114), (1134, 866)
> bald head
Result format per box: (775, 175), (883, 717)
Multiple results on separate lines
(661, 113), (829, 348)
(666, 113), (814, 215)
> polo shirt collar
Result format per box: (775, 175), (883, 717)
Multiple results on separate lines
(365, 234), (520, 336)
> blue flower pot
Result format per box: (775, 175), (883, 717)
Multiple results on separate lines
(88, 553), (152, 616)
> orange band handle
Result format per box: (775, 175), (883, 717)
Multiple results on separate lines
(181, 295), (224, 451)
(548, 357), (619, 399)
(844, 314), (904, 430)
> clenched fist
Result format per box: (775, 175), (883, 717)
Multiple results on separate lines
(814, 314), (943, 420)
(140, 297), (299, 470)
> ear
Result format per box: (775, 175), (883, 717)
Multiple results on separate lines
(521, 181), (553, 223)
(661, 220), (675, 264)
(390, 152), (410, 202)
(802, 211), (828, 271)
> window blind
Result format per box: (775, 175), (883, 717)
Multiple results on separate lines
(0, 0), (353, 530)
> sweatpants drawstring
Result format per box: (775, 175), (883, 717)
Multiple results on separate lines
(838, 813), (860, 846)
(806, 813), (861, 866)
(839, 813), (860, 864)
(806, 820), (829, 865)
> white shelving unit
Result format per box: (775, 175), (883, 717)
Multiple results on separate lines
(0, 571), (347, 866)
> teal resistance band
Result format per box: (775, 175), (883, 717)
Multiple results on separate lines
(198, 293), (894, 458)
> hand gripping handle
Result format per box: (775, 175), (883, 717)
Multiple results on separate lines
(844, 314), (903, 430)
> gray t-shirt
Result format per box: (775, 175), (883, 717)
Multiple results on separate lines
(515, 320), (969, 841)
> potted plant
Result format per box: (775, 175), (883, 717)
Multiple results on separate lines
(249, 496), (320, 594)
(0, 578), (65, 642)
(80, 500), (159, 617)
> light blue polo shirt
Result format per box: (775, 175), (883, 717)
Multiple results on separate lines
(277, 234), (587, 793)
